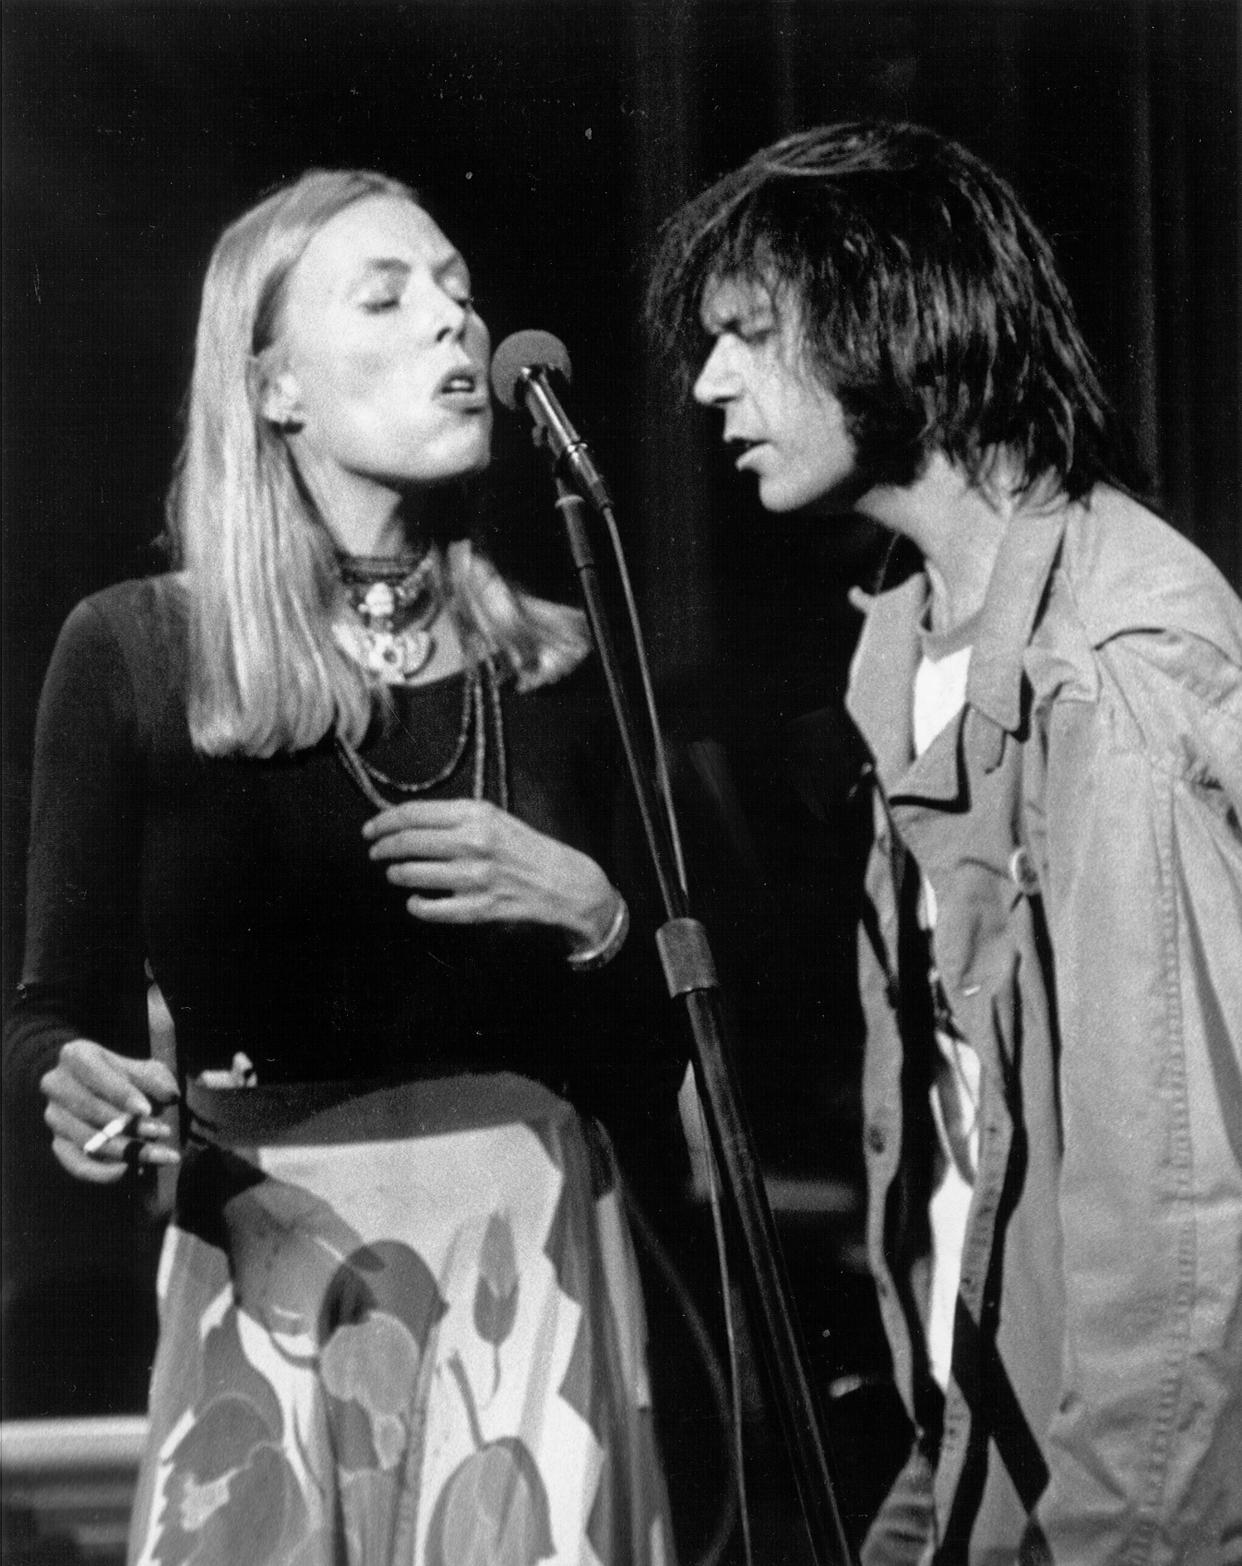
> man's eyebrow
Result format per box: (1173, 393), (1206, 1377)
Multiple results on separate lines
(701, 300), (773, 334)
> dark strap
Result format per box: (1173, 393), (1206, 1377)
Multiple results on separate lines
(952, 1298), (1050, 1516)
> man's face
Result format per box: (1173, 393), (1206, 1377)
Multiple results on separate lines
(693, 274), (864, 515)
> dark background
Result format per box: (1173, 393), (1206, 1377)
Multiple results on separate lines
(2, 0), (1238, 1547)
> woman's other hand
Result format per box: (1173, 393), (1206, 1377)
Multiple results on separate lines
(40, 1038), (180, 1184)
(364, 798), (622, 949)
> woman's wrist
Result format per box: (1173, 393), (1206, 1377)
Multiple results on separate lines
(566, 889), (630, 971)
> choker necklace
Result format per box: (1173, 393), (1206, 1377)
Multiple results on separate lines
(337, 549), (440, 682)
(335, 657), (509, 809)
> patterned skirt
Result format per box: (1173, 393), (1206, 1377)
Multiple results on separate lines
(128, 1072), (675, 1566)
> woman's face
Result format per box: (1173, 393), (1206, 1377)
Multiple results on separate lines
(269, 195), (492, 498)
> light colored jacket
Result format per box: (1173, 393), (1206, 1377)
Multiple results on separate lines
(847, 491), (1242, 1563)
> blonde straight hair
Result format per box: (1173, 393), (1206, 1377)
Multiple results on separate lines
(167, 169), (589, 758)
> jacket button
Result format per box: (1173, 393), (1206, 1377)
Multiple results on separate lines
(1009, 846), (1040, 897)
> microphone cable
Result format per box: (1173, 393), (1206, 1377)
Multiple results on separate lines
(594, 496), (757, 1566)
(621, 1171), (740, 1566)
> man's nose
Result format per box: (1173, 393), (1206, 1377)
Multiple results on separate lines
(692, 340), (735, 406)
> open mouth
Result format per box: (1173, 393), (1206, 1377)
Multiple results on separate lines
(436, 366), (488, 408)
(727, 436), (767, 467)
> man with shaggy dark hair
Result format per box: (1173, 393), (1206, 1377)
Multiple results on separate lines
(649, 122), (1242, 1564)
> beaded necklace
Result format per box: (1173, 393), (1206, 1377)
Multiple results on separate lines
(335, 657), (509, 810)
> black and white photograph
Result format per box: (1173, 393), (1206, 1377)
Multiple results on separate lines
(3, 3), (1239, 1563)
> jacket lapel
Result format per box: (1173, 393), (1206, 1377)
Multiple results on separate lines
(846, 567), (964, 809)
(846, 570), (925, 791)
(847, 508), (1070, 801)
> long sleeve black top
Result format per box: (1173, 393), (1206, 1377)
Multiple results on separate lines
(6, 576), (684, 1147)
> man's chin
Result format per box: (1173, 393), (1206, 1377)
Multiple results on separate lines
(765, 478), (876, 520)
(760, 452), (880, 516)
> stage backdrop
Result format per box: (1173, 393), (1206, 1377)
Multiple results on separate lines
(3, 0), (1238, 1421)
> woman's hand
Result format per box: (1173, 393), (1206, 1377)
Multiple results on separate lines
(363, 798), (622, 949)
(40, 1038), (180, 1184)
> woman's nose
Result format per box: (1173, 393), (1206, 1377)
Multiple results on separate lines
(435, 311), (466, 343)
(433, 291), (472, 344)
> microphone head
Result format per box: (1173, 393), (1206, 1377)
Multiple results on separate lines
(490, 330), (573, 411)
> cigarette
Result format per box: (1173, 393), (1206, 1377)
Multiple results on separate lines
(84, 1113), (136, 1156)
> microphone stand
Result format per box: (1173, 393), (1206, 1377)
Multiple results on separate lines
(552, 476), (854, 1566)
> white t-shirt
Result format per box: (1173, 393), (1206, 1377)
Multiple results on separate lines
(912, 613), (982, 1392)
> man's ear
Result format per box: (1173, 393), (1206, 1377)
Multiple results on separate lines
(256, 366), (305, 432)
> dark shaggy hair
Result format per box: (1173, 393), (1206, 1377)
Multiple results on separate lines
(647, 121), (1141, 499)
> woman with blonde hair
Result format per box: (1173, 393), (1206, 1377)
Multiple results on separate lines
(7, 169), (682, 1564)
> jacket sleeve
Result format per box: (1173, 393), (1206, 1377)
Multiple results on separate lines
(4, 597), (150, 1111)
(1025, 626), (1242, 1564)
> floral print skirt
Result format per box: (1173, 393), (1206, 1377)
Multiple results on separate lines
(128, 1072), (675, 1566)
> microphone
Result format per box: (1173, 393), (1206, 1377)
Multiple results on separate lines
(490, 330), (614, 513)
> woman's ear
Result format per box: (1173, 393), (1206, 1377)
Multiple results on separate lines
(262, 372), (306, 432)
(251, 358), (305, 432)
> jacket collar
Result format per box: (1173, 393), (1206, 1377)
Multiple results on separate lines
(847, 507), (1068, 787)
(845, 558), (926, 789)
(966, 507), (1067, 733)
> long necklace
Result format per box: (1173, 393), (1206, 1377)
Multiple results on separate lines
(337, 549), (440, 683)
(335, 657), (509, 810)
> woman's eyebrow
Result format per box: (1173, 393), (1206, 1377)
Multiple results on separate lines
(433, 252), (471, 286)
(350, 253), (470, 294)
(352, 257), (412, 290)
